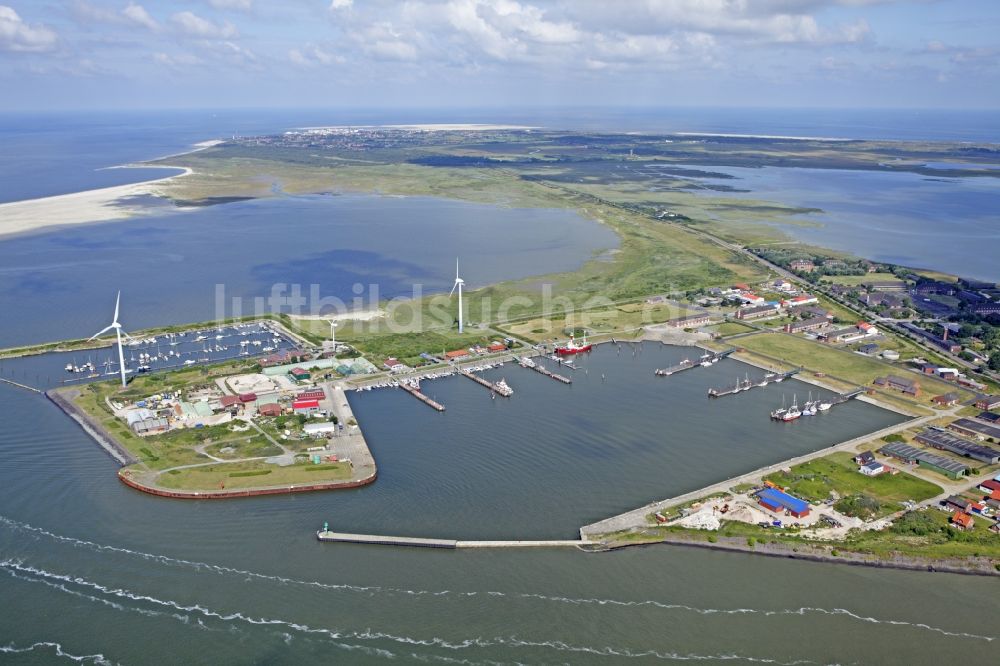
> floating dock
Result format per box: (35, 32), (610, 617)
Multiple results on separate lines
(518, 357), (571, 384)
(459, 369), (513, 396)
(708, 369), (799, 398)
(655, 349), (733, 377)
(399, 380), (445, 411)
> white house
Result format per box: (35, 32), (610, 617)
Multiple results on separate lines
(859, 462), (885, 477)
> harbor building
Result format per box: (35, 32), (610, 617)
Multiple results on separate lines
(878, 441), (969, 479)
(948, 418), (1000, 442)
(914, 427), (1000, 464)
(756, 488), (811, 518)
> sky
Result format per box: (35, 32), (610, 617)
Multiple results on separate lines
(1, 0), (998, 111)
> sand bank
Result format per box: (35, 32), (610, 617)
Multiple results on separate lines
(0, 166), (191, 238)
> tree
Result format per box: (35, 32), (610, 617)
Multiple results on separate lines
(989, 351), (1000, 372)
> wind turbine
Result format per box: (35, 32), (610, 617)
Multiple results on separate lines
(89, 291), (132, 388)
(329, 319), (338, 350)
(449, 258), (465, 334)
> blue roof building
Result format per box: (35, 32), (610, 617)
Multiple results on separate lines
(757, 487), (811, 517)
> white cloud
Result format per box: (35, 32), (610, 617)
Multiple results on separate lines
(153, 51), (202, 68)
(329, 0), (353, 10)
(122, 3), (158, 31)
(0, 5), (57, 52)
(355, 21), (420, 61)
(71, 1), (158, 31)
(208, 0), (253, 10)
(289, 44), (342, 67)
(171, 11), (238, 39)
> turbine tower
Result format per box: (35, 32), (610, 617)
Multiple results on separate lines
(89, 290), (132, 388)
(329, 319), (338, 349)
(449, 257), (465, 334)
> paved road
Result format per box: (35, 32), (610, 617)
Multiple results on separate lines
(579, 413), (937, 539)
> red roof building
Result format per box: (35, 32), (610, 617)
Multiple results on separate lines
(951, 511), (974, 530)
(292, 399), (320, 413)
(488, 342), (506, 352)
(238, 392), (257, 403)
(978, 479), (1000, 493)
(220, 395), (240, 408)
(258, 403), (282, 417)
(445, 349), (470, 359)
(296, 389), (326, 401)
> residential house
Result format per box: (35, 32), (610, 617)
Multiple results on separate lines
(950, 511), (975, 530)
(789, 259), (815, 272)
(873, 375), (921, 397)
(931, 392), (960, 407)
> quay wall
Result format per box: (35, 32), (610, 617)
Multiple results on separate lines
(47, 389), (136, 466)
(118, 469), (376, 499)
(605, 532), (1000, 577)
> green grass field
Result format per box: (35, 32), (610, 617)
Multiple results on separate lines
(156, 459), (353, 490)
(764, 452), (941, 516)
(734, 331), (964, 400)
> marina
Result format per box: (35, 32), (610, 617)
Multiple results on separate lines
(58, 320), (297, 384)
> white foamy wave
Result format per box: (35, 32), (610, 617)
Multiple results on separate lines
(518, 594), (997, 642)
(0, 641), (117, 665)
(2, 560), (816, 663)
(1, 560), (395, 660)
(3, 516), (996, 644)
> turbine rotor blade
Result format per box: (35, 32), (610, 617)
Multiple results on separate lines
(449, 280), (458, 297)
(88, 324), (115, 341)
(113, 290), (121, 323)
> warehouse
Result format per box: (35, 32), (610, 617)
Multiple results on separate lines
(914, 427), (1000, 464)
(303, 422), (338, 437)
(756, 488), (811, 518)
(878, 441), (969, 479)
(948, 418), (1000, 442)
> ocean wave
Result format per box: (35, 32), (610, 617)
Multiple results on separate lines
(2, 515), (996, 644)
(0, 560), (885, 665)
(0, 641), (117, 665)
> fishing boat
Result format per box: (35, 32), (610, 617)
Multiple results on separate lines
(817, 400), (832, 412)
(782, 395), (802, 422)
(770, 396), (787, 420)
(555, 333), (592, 356)
(493, 378), (514, 397)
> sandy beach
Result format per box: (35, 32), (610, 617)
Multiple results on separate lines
(0, 166), (192, 239)
(296, 123), (536, 131)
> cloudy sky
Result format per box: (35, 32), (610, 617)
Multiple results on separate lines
(1, 0), (998, 110)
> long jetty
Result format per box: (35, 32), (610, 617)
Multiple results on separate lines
(459, 369), (512, 396)
(708, 369), (799, 398)
(655, 348), (734, 377)
(316, 530), (587, 549)
(518, 357), (571, 384)
(0, 377), (42, 393)
(399, 381), (445, 412)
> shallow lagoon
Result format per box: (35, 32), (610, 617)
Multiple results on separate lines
(0, 194), (618, 347)
(672, 163), (1000, 281)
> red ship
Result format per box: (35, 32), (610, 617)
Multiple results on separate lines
(555, 333), (592, 355)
